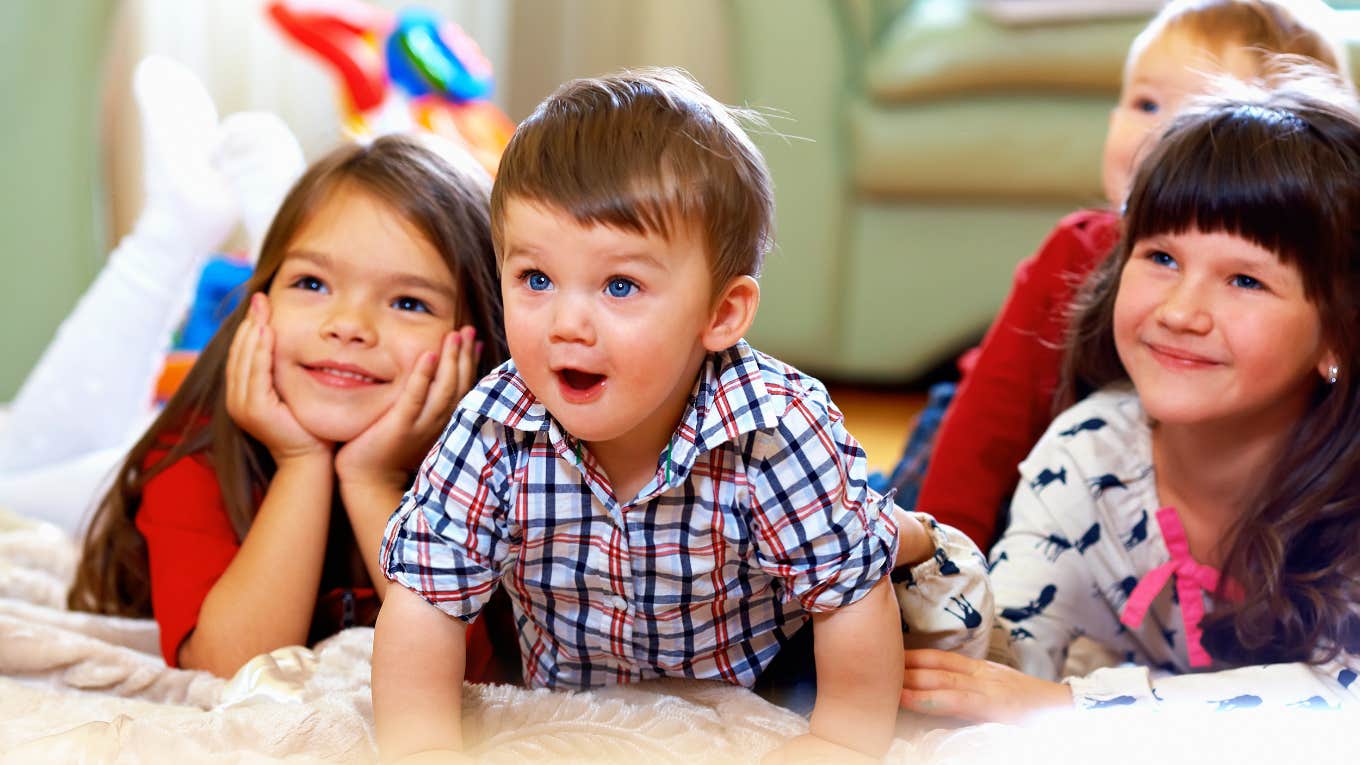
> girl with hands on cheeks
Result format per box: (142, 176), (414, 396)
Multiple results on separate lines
(69, 135), (510, 679)
(902, 81), (1360, 721)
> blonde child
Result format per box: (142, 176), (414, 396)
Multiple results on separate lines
(373, 69), (992, 763)
(905, 0), (1351, 549)
(0, 57), (303, 533)
(68, 134), (512, 679)
(901, 80), (1360, 717)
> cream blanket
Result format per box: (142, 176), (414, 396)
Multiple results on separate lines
(2, 508), (1357, 764)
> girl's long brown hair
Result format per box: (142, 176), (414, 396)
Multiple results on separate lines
(69, 134), (508, 616)
(1063, 79), (1360, 664)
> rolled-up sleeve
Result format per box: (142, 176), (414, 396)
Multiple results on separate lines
(380, 409), (510, 623)
(747, 394), (898, 614)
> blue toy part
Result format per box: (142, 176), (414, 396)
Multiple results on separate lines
(386, 7), (492, 103)
(178, 255), (253, 351)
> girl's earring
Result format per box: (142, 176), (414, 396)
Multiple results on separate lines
(1328, 365), (1340, 385)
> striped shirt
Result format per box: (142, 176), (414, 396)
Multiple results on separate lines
(381, 340), (898, 689)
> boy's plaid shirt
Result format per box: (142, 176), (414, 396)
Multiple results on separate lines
(381, 340), (898, 689)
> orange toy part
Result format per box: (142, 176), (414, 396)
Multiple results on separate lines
(155, 350), (199, 404)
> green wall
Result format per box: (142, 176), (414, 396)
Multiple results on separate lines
(0, 1), (115, 400)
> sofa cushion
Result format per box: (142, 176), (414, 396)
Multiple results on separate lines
(866, 0), (1146, 102)
(850, 95), (1109, 200)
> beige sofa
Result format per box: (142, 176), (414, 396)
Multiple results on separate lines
(729, 0), (1154, 381)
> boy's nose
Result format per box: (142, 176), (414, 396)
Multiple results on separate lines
(548, 293), (596, 345)
(321, 301), (377, 345)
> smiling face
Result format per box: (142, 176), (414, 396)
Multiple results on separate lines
(267, 183), (460, 442)
(499, 197), (723, 456)
(1103, 29), (1258, 208)
(1113, 228), (1332, 431)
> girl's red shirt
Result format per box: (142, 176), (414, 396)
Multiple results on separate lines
(134, 447), (515, 682)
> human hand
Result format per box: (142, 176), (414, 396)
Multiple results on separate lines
(335, 326), (479, 489)
(894, 507), (935, 568)
(225, 293), (331, 464)
(762, 733), (881, 765)
(899, 648), (1073, 723)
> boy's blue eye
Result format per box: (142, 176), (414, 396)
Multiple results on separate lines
(291, 275), (326, 292)
(526, 271), (552, 291)
(1135, 98), (1159, 114)
(1231, 274), (1264, 290)
(606, 278), (637, 298)
(393, 296), (432, 313)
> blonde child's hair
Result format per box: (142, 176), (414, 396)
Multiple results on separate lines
(489, 67), (774, 292)
(1130, 0), (1351, 85)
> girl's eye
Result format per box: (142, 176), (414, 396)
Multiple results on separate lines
(1147, 250), (1177, 268)
(290, 275), (327, 292)
(606, 278), (637, 298)
(1231, 274), (1264, 290)
(1134, 98), (1159, 114)
(393, 296), (432, 313)
(525, 271), (552, 291)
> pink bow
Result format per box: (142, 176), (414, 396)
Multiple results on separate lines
(1119, 506), (1235, 668)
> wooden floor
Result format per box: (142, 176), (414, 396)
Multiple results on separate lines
(825, 385), (927, 474)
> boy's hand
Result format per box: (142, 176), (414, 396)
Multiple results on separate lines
(226, 293), (331, 464)
(762, 733), (881, 765)
(894, 508), (935, 568)
(900, 648), (1073, 723)
(336, 326), (478, 489)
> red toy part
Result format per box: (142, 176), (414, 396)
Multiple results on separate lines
(268, 0), (393, 113)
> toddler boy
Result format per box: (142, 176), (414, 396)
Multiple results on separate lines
(372, 68), (990, 763)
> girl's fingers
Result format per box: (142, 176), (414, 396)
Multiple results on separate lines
(901, 667), (978, 694)
(903, 648), (983, 674)
(399, 345), (441, 429)
(899, 687), (988, 720)
(226, 306), (258, 419)
(415, 331), (458, 426)
(455, 326), (478, 401)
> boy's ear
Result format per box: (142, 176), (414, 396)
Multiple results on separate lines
(702, 275), (760, 352)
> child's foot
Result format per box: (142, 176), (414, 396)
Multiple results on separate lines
(133, 55), (237, 257)
(215, 111), (305, 261)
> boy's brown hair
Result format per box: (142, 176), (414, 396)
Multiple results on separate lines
(1137, 0), (1350, 83)
(490, 67), (774, 291)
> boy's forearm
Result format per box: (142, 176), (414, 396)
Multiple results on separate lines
(374, 584), (468, 761)
(809, 576), (903, 757)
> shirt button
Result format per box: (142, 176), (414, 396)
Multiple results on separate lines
(611, 595), (629, 610)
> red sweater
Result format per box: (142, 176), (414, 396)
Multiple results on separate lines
(134, 449), (513, 681)
(916, 209), (1120, 549)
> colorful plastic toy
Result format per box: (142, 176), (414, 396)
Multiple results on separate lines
(267, 0), (514, 174)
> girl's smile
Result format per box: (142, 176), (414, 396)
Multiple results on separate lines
(301, 360), (389, 388)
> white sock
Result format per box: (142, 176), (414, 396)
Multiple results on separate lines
(0, 56), (236, 474)
(215, 111), (305, 262)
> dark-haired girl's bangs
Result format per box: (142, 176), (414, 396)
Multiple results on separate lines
(1123, 112), (1334, 292)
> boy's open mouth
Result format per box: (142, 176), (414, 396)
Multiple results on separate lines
(559, 368), (606, 391)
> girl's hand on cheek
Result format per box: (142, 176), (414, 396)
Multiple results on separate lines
(226, 293), (331, 465)
(336, 327), (478, 489)
(899, 649), (1074, 723)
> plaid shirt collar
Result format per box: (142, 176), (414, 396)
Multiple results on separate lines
(464, 339), (788, 478)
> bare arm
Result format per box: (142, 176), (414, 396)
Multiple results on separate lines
(374, 584), (468, 762)
(179, 453), (333, 675)
(808, 576), (903, 757)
